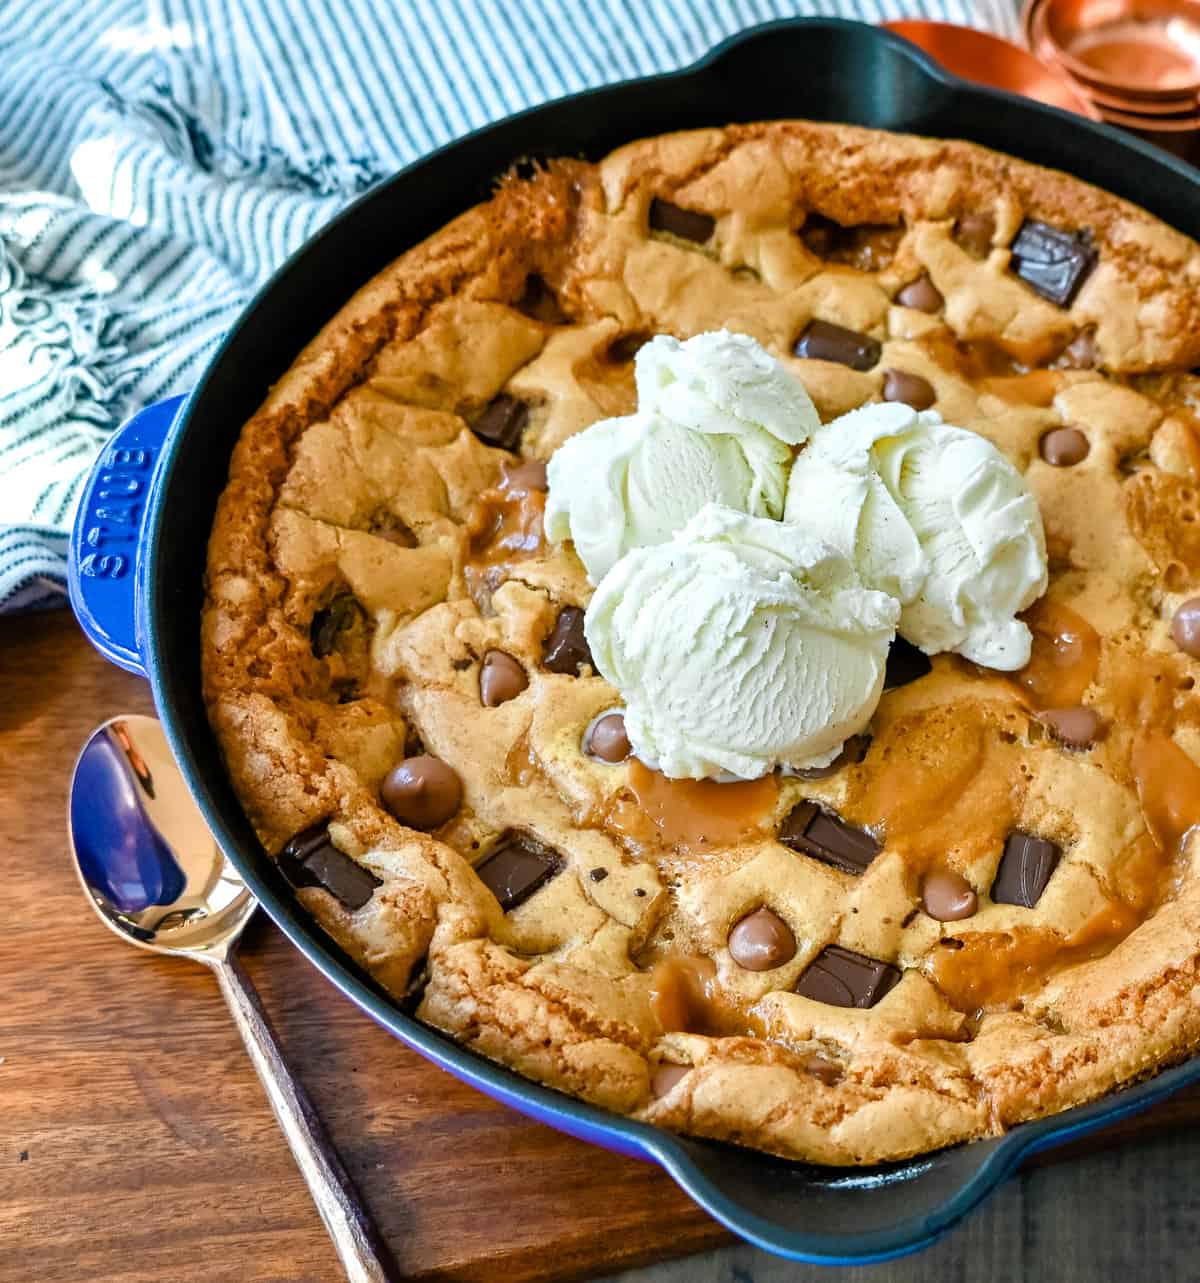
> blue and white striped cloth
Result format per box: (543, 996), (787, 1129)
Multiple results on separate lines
(0, 0), (1019, 613)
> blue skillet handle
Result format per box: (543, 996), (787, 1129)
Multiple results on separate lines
(67, 394), (188, 678)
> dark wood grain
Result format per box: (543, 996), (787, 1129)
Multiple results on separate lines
(2, 609), (1197, 1283)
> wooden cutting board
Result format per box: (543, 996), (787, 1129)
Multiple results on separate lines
(4, 607), (1199, 1283)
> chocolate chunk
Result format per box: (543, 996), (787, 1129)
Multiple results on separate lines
(516, 273), (568, 325)
(1038, 706), (1106, 749)
(796, 734), (871, 780)
(502, 458), (548, 492)
(802, 1053), (843, 1085)
(473, 395), (529, 450)
(799, 215), (902, 270)
(883, 369), (936, 411)
(779, 801), (881, 876)
(310, 593), (362, 659)
(884, 637), (932, 689)
(585, 712), (630, 762)
(1040, 426), (1090, 467)
(280, 822), (380, 911)
(727, 906), (797, 972)
(649, 198), (715, 243)
(479, 649), (528, 707)
(607, 332), (651, 364)
(1010, 220), (1098, 307)
(992, 831), (1062, 907)
(1171, 597), (1200, 658)
(794, 320), (881, 372)
(475, 830), (562, 911)
(651, 1063), (690, 1097)
(896, 274), (944, 313)
(381, 755), (462, 830)
(588, 867), (609, 882)
(795, 945), (901, 1008)
(955, 213), (996, 258)
(921, 870), (978, 922)
(543, 606), (593, 676)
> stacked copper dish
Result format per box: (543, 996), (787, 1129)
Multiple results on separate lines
(1023, 0), (1200, 159)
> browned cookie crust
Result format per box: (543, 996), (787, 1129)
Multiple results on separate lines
(203, 121), (1200, 1165)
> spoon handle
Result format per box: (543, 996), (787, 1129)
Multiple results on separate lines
(212, 951), (397, 1283)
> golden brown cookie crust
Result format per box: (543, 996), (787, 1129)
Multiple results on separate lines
(203, 121), (1200, 1165)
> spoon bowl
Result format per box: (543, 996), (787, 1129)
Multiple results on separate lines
(70, 715), (256, 955)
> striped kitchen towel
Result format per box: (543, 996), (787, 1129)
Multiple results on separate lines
(0, 0), (1019, 613)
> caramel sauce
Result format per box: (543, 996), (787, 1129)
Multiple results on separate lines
(649, 955), (761, 1037)
(604, 759), (778, 852)
(928, 901), (1142, 1013)
(1124, 469), (1200, 589)
(464, 477), (546, 569)
(1132, 730), (1200, 859)
(849, 707), (1018, 875)
(1013, 599), (1101, 709)
(504, 734), (539, 787)
(978, 371), (1062, 407)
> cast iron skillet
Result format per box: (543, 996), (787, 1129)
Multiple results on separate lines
(68, 18), (1200, 1264)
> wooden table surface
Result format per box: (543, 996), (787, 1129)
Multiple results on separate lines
(4, 608), (1200, 1283)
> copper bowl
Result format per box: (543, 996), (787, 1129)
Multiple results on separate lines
(884, 19), (1103, 117)
(1042, 0), (1200, 98)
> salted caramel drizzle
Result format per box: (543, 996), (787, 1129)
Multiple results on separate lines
(1013, 598), (1101, 709)
(604, 759), (778, 852)
(649, 954), (761, 1038)
(464, 472), (547, 570)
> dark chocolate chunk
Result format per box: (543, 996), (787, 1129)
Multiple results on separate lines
(543, 606), (593, 676)
(1010, 220), (1098, 307)
(473, 395), (529, 450)
(884, 637), (932, 689)
(589, 867), (609, 882)
(475, 830), (562, 911)
(310, 593), (362, 659)
(607, 332), (651, 364)
(516, 273), (568, 324)
(794, 319), (881, 372)
(795, 945), (901, 1008)
(779, 801), (881, 876)
(883, 369), (936, 411)
(1171, 597), (1200, 658)
(991, 830), (1062, 907)
(280, 821), (380, 911)
(796, 734), (871, 780)
(649, 198), (715, 243)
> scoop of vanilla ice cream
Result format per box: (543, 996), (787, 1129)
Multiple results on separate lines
(584, 505), (900, 780)
(784, 403), (1047, 670)
(545, 331), (819, 583)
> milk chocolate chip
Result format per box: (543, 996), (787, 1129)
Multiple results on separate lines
(728, 907), (797, 972)
(955, 213), (995, 258)
(651, 1063), (690, 1097)
(585, 712), (630, 762)
(1038, 706), (1105, 749)
(883, 369), (936, 411)
(896, 274), (944, 312)
(921, 870), (978, 922)
(381, 755), (462, 830)
(479, 650), (528, 707)
(1040, 427), (1089, 467)
(1170, 598), (1200, 658)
